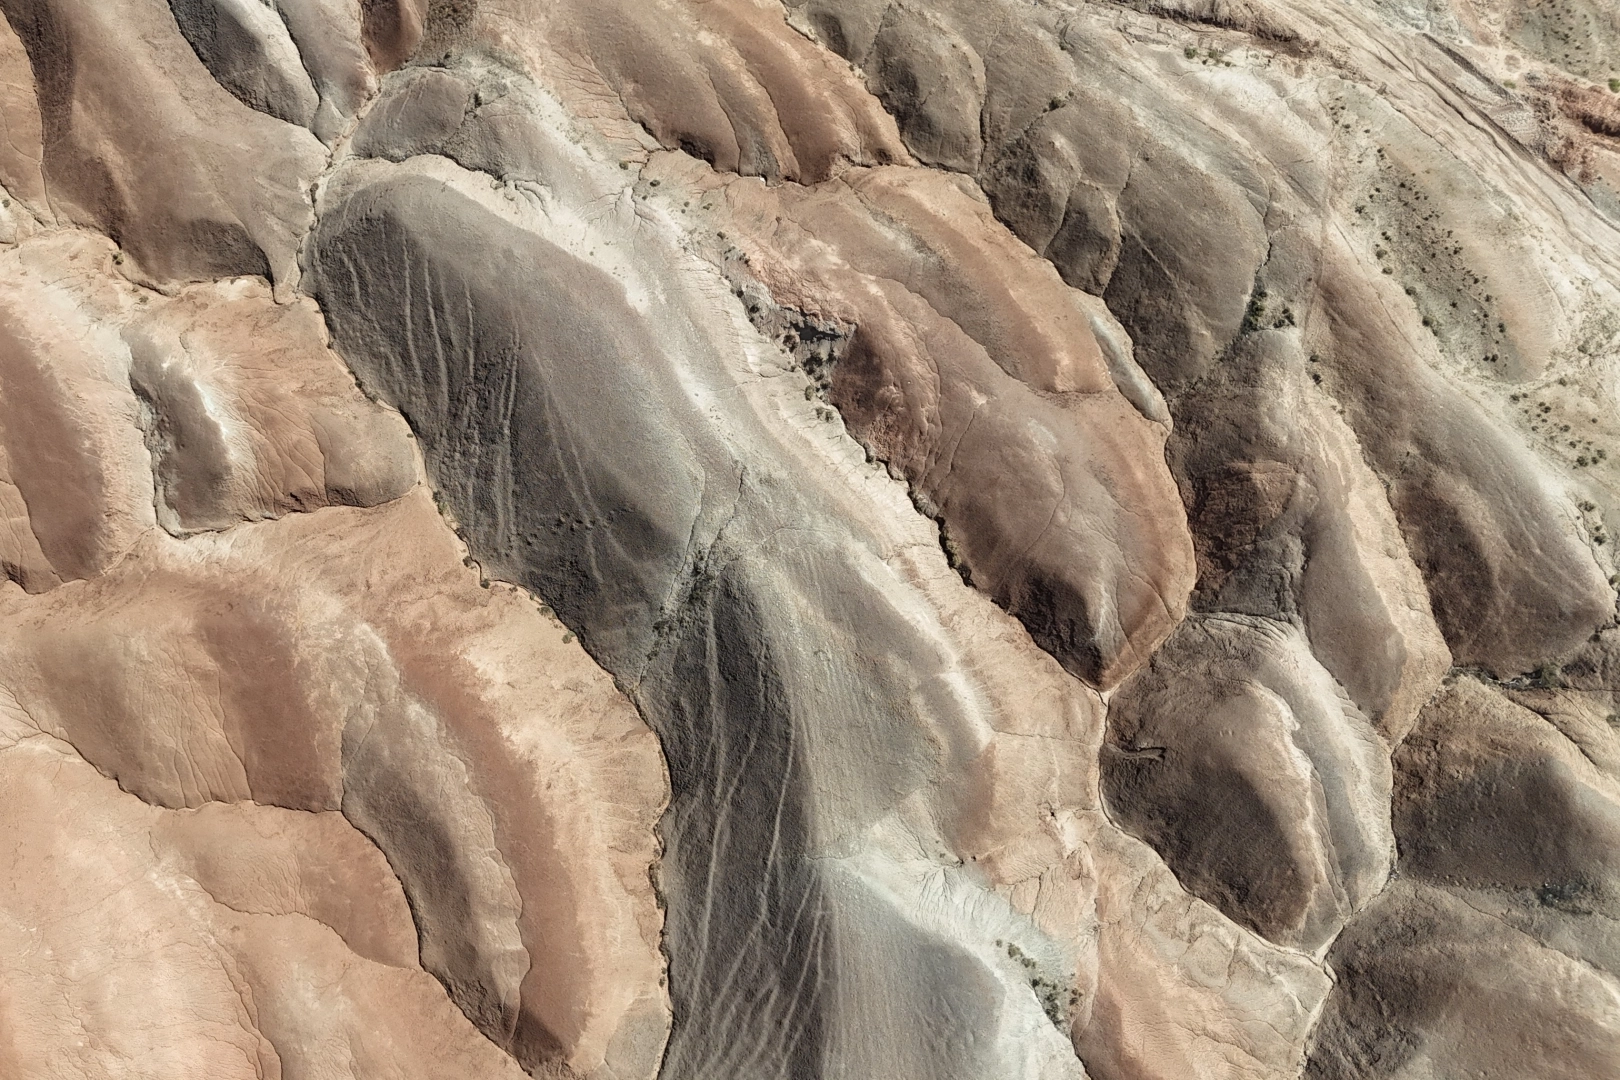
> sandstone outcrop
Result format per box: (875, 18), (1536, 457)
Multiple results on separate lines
(1103, 614), (1394, 954)
(1306, 880), (1620, 1080)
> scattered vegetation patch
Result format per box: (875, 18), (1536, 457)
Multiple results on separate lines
(723, 261), (853, 404)
(1506, 0), (1618, 83)
(1535, 878), (1598, 915)
(1507, 377), (1613, 469)
(1349, 154), (1517, 375)
(1239, 285), (1290, 333)
(1528, 660), (1567, 688)
(996, 940), (1080, 1028)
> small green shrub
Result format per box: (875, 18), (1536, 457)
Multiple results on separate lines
(1241, 287), (1268, 333)
(1530, 661), (1565, 688)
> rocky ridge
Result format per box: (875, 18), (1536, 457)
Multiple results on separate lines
(2, 0), (1620, 1078)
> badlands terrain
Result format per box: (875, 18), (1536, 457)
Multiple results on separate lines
(3, 0), (1620, 1076)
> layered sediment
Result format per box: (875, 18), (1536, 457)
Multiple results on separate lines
(4, 1), (1620, 1078)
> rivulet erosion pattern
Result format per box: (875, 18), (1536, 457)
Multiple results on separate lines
(5, 0), (1620, 1076)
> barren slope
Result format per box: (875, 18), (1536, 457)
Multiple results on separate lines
(3, 1), (1620, 1078)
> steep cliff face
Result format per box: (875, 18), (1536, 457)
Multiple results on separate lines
(2, 1), (1619, 1078)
